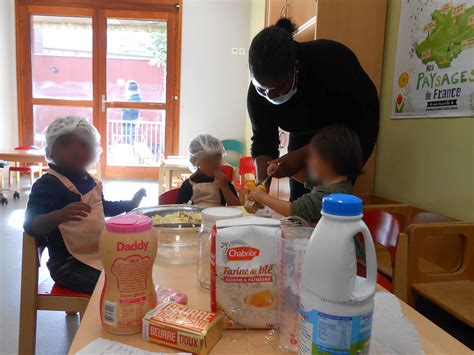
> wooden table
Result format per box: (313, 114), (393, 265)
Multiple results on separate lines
(69, 262), (471, 354)
(0, 150), (46, 188)
(0, 149), (46, 164)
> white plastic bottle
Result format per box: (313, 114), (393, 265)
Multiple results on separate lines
(299, 194), (377, 354)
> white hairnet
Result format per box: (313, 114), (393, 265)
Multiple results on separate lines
(44, 116), (102, 164)
(188, 134), (225, 167)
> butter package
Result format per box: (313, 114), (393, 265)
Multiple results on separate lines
(211, 216), (281, 329)
(142, 302), (223, 354)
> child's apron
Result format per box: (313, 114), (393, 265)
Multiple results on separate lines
(189, 179), (221, 207)
(48, 169), (104, 270)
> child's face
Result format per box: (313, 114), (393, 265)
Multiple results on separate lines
(307, 149), (333, 182)
(51, 133), (93, 173)
(198, 153), (222, 176)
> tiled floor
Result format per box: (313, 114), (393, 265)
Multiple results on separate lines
(0, 178), (159, 355)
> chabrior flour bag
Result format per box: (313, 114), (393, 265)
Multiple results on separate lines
(210, 216), (281, 329)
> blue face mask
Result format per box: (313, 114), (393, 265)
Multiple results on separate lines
(253, 66), (298, 105)
(267, 85), (297, 105)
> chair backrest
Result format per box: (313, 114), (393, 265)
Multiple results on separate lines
(407, 223), (471, 278)
(15, 145), (40, 151)
(221, 140), (244, 154)
(363, 210), (400, 266)
(406, 223), (474, 307)
(238, 157), (256, 177)
(220, 165), (234, 182)
(159, 188), (180, 205)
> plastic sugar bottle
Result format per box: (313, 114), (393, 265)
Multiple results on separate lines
(299, 194), (377, 354)
(99, 214), (157, 334)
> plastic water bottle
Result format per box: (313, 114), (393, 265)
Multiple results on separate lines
(299, 194), (377, 354)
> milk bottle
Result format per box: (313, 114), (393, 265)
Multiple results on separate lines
(99, 214), (157, 334)
(299, 194), (377, 354)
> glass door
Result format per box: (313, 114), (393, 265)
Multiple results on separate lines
(17, 3), (181, 179)
(98, 10), (179, 178)
(29, 10), (95, 148)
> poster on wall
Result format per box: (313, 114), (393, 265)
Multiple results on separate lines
(392, 0), (474, 119)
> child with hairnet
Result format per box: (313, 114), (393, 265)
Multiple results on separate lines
(177, 134), (240, 207)
(24, 116), (147, 294)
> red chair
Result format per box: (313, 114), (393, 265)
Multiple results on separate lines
(220, 165), (234, 182)
(19, 234), (90, 354)
(159, 188), (180, 205)
(363, 210), (400, 267)
(357, 210), (401, 292)
(9, 145), (43, 187)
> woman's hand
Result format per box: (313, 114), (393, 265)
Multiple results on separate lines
(267, 146), (308, 178)
(131, 188), (147, 209)
(267, 161), (280, 177)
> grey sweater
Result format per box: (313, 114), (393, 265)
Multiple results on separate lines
(291, 180), (353, 223)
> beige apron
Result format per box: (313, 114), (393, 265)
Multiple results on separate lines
(48, 169), (104, 270)
(189, 179), (222, 207)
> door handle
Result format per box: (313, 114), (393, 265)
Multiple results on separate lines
(101, 95), (106, 112)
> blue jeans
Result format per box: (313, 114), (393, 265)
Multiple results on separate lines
(47, 256), (100, 294)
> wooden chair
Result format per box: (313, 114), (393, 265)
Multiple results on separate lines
(355, 193), (400, 205)
(363, 204), (460, 232)
(19, 234), (90, 355)
(405, 223), (474, 327)
(363, 204), (463, 285)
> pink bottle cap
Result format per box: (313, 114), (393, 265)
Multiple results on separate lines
(105, 214), (152, 234)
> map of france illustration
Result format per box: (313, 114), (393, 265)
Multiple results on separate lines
(416, 3), (474, 68)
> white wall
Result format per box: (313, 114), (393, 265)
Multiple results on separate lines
(0, 0), (19, 149)
(179, 0), (252, 154)
(245, 0), (266, 155)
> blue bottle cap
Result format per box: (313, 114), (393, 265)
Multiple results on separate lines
(322, 194), (363, 216)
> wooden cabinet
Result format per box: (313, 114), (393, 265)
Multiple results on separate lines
(265, 0), (387, 193)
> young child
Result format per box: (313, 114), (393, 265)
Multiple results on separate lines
(176, 134), (240, 207)
(249, 125), (362, 223)
(24, 116), (147, 294)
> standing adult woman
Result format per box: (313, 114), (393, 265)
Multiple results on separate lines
(248, 18), (379, 200)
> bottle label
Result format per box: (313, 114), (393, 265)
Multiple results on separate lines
(299, 307), (373, 354)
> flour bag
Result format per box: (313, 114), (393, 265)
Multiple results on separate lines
(210, 217), (281, 329)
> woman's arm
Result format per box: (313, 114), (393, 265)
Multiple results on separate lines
(248, 83), (280, 183)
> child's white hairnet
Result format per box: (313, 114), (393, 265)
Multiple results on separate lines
(188, 134), (225, 167)
(44, 116), (102, 164)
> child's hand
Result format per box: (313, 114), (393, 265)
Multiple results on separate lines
(56, 202), (91, 223)
(131, 188), (147, 209)
(213, 171), (228, 189)
(248, 187), (267, 203)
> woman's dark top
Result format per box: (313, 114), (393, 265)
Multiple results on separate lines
(176, 171), (238, 205)
(24, 164), (134, 263)
(247, 39), (379, 162)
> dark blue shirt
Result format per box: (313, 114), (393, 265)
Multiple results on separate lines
(24, 165), (134, 263)
(122, 93), (142, 121)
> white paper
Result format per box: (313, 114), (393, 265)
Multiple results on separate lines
(371, 292), (424, 354)
(76, 338), (190, 355)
